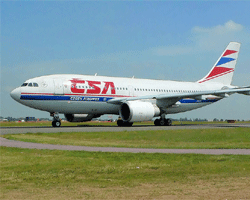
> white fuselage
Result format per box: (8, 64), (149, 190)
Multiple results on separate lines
(11, 74), (224, 115)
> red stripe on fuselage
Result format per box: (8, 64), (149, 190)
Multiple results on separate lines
(21, 92), (132, 98)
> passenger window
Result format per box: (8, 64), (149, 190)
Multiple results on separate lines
(33, 83), (38, 87)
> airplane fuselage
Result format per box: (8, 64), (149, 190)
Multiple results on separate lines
(12, 74), (223, 115)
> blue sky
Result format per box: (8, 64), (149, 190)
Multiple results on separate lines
(1, 1), (250, 120)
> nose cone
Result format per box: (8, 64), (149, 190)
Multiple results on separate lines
(10, 87), (21, 102)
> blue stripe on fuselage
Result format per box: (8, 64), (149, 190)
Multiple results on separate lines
(20, 95), (113, 102)
(20, 95), (219, 103)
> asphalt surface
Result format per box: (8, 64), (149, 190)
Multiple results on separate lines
(1, 123), (250, 155)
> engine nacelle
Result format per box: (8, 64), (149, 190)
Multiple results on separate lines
(64, 114), (95, 122)
(119, 101), (160, 122)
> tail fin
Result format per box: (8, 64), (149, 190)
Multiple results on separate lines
(197, 42), (241, 85)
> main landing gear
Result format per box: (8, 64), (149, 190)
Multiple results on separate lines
(116, 117), (172, 127)
(50, 112), (61, 127)
(154, 116), (172, 126)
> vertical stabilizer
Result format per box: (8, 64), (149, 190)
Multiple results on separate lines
(197, 42), (240, 85)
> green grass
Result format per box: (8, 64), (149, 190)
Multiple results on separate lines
(3, 128), (250, 149)
(1, 147), (250, 199)
(1, 124), (250, 198)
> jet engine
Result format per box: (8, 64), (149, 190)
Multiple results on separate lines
(64, 114), (96, 122)
(120, 101), (160, 122)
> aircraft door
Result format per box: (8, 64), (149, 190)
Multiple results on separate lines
(53, 79), (64, 95)
(128, 85), (134, 97)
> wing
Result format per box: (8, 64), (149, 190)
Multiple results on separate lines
(107, 87), (250, 105)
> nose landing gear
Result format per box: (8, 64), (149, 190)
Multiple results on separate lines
(50, 112), (61, 127)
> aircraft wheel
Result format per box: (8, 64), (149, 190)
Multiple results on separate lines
(166, 118), (172, 126)
(154, 118), (172, 126)
(159, 119), (166, 126)
(52, 120), (61, 127)
(154, 119), (160, 126)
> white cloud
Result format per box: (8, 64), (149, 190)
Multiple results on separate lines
(192, 20), (243, 34)
(152, 20), (249, 56)
(191, 20), (249, 51)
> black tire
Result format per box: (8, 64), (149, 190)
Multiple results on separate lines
(124, 122), (133, 127)
(166, 118), (172, 126)
(52, 121), (61, 127)
(159, 119), (166, 126)
(154, 119), (160, 126)
(117, 120), (124, 127)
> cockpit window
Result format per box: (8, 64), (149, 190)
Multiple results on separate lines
(21, 82), (39, 87)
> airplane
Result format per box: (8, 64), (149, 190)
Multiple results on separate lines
(10, 42), (250, 127)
